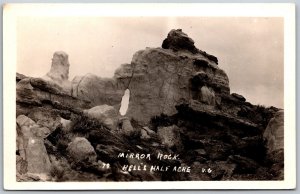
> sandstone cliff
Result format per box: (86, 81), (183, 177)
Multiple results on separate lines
(16, 29), (283, 181)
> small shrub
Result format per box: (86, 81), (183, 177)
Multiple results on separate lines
(254, 105), (275, 128)
(237, 104), (276, 129)
(71, 114), (106, 135)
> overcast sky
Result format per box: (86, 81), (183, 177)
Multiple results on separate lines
(17, 17), (283, 108)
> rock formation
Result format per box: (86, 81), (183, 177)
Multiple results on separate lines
(83, 105), (119, 131)
(72, 29), (229, 124)
(162, 29), (218, 64)
(71, 73), (125, 109)
(263, 110), (284, 154)
(16, 115), (51, 176)
(263, 110), (284, 179)
(43, 51), (72, 94)
(118, 117), (135, 136)
(66, 137), (97, 163)
(16, 76), (90, 117)
(15, 29), (283, 182)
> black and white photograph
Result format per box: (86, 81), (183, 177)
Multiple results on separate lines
(3, 3), (296, 190)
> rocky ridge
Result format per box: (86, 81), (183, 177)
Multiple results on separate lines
(16, 29), (283, 181)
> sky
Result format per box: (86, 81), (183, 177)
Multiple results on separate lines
(17, 17), (283, 108)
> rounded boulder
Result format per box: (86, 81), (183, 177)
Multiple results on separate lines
(67, 137), (97, 163)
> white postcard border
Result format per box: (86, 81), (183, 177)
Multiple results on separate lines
(3, 3), (296, 190)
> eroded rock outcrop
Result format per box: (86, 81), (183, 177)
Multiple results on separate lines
(72, 29), (229, 124)
(162, 29), (218, 64)
(16, 76), (90, 117)
(122, 48), (229, 124)
(162, 29), (197, 53)
(43, 51), (72, 94)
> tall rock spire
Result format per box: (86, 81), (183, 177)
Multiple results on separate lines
(43, 51), (72, 94)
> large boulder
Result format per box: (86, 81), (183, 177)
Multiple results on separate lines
(42, 51), (72, 94)
(263, 110), (284, 179)
(118, 117), (135, 136)
(66, 137), (97, 163)
(162, 29), (197, 53)
(16, 115), (51, 175)
(263, 110), (284, 154)
(162, 29), (218, 64)
(84, 105), (119, 130)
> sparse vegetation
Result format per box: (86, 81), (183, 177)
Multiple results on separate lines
(71, 113), (107, 134)
(238, 104), (277, 129)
